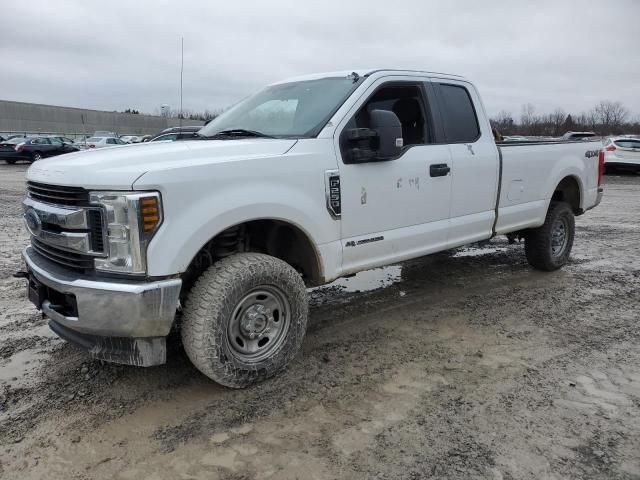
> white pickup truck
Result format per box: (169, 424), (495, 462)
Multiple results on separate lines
(20, 69), (604, 387)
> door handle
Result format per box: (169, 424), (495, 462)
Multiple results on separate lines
(429, 163), (450, 177)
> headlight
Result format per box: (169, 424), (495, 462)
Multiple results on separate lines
(89, 191), (162, 275)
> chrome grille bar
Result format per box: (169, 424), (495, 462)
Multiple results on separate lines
(26, 181), (89, 207)
(23, 187), (106, 271)
(23, 196), (89, 229)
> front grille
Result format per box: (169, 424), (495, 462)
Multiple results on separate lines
(27, 181), (89, 207)
(87, 210), (104, 252)
(32, 238), (95, 272)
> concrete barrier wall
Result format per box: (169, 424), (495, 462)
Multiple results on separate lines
(0, 100), (204, 137)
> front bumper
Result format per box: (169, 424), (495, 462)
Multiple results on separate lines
(22, 246), (181, 365)
(604, 161), (640, 170)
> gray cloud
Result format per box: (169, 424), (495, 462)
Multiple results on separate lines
(1, 0), (638, 119)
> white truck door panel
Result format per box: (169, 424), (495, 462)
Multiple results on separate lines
(429, 80), (500, 248)
(339, 145), (452, 271)
(334, 77), (452, 273)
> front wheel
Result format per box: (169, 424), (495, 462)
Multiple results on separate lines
(31, 151), (43, 162)
(524, 201), (575, 271)
(181, 253), (309, 388)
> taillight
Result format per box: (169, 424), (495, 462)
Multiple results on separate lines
(14, 143), (25, 153)
(88, 144), (95, 148)
(605, 144), (616, 152)
(598, 150), (605, 186)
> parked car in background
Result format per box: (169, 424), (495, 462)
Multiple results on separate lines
(0, 136), (79, 164)
(502, 135), (529, 142)
(45, 136), (76, 146)
(562, 131), (597, 141)
(83, 136), (127, 149)
(149, 126), (201, 142)
(93, 131), (117, 138)
(159, 126), (202, 135)
(120, 135), (141, 144)
(603, 137), (640, 173)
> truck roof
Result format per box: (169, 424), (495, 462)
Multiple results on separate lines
(271, 69), (465, 85)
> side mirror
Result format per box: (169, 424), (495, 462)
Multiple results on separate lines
(343, 109), (403, 163)
(369, 109), (403, 160)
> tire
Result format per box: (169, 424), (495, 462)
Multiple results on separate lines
(181, 252), (308, 388)
(4, 159), (16, 165)
(524, 201), (575, 271)
(31, 151), (43, 162)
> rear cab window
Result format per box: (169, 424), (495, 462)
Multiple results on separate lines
(434, 83), (480, 143)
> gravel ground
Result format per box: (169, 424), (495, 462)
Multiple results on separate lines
(0, 163), (639, 479)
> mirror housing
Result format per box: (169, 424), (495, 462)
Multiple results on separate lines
(343, 109), (403, 163)
(369, 109), (403, 160)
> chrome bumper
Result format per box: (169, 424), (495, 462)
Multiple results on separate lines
(23, 246), (181, 338)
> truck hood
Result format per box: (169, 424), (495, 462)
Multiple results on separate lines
(26, 138), (298, 189)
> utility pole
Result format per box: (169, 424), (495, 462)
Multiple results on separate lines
(180, 36), (184, 128)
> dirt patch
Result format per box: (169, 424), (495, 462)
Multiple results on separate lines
(1, 165), (639, 479)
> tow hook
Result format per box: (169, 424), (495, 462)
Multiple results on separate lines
(13, 270), (29, 279)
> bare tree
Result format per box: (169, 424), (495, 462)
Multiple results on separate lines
(547, 108), (566, 136)
(590, 100), (629, 134)
(490, 110), (515, 135)
(519, 103), (536, 135)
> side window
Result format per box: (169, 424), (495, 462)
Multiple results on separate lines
(437, 84), (480, 143)
(49, 137), (62, 146)
(352, 84), (429, 147)
(152, 134), (178, 142)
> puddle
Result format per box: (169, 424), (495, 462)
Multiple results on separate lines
(453, 246), (507, 257)
(321, 265), (403, 294)
(0, 348), (50, 389)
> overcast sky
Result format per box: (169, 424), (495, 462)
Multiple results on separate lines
(1, 0), (638, 120)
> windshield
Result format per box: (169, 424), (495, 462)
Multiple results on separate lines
(199, 76), (361, 138)
(86, 137), (104, 142)
(4, 137), (27, 144)
(615, 139), (640, 149)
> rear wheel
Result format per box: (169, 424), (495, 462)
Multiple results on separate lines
(524, 201), (575, 271)
(31, 151), (43, 162)
(181, 252), (308, 388)
(4, 159), (16, 165)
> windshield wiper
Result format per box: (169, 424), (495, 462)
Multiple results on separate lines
(208, 129), (274, 139)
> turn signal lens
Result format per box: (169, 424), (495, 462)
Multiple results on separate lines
(141, 197), (160, 232)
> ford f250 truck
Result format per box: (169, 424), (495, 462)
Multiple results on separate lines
(20, 69), (604, 388)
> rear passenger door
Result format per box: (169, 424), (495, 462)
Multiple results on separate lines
(430, 80), (500, 247)
(32, 137), (53, 156)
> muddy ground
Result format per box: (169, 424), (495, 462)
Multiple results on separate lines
(0, 163), (639, 480)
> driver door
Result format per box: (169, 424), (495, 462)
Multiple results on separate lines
(335, 78), (452, 273)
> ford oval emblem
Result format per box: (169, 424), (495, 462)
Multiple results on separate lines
(24, 208), (42, 237)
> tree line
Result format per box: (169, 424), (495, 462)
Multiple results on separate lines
(491, 100), (639, 137)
